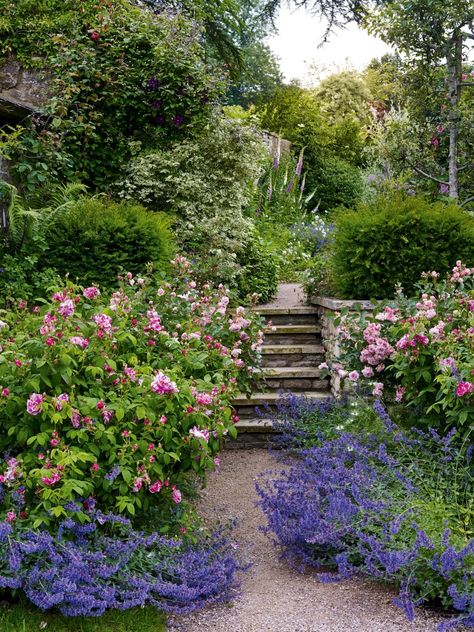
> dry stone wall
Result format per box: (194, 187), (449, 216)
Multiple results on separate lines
(311, 297), (374, 396)
(0, 56), (48, 118)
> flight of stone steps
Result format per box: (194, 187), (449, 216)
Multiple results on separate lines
(231, 305), (331, 446)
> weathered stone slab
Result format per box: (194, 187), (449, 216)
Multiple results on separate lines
(0, 56), (49, 121)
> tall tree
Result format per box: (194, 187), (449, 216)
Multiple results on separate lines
(366, 0), (474, 202)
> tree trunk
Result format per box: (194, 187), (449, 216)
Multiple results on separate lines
(446, 30), (463, 199)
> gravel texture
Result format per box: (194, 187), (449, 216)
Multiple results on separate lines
(168, 449), (444, 632)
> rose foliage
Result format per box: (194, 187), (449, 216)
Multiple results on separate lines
(324, 262), (474, 434)
(0, 256), (265, 529)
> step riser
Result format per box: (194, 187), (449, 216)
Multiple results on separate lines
(264, 334), (321, 345)
(262, 353), (324, 367)
(262, 314), (319, 326)
(226, 433), (274, 448)
(236, 405), (274, 419)
(264, 378), (330, 391)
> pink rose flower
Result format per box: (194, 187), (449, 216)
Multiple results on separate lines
(132, 478), (143, 492)
(456, 382), (473, 397)
(93, 313), (112, 332)
(151, 371), (179, 395)
(83, 287), (101, 300)
(58, 299), (75, 318)
(348, 371), (359, 382)
(55, 393), (69, 411)
(194, 391), (213, 406)
(69, 336), (90, 349)
(172, 487), (182, 504)
(26, 393), (44, 416)
(395, 386), (406, 402)
(372, 382), (384, 397)
(189, 426), (210, 442)
(149, 481), (162, 494)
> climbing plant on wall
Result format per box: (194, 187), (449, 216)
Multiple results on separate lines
(0, 0), (224, 192)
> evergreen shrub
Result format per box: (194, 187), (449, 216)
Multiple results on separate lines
(332, 194), (474, 298)
(309, 156), (364, 211)
(237, 236), (278, 303)
(42, 197), (174, 287)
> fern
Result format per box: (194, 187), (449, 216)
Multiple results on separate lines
(0, 181), (40, 251)
(0, 180), (87, 253)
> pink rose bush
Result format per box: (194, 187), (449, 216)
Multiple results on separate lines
(0, 257), (266, 528)
(327, 262), (473, 434)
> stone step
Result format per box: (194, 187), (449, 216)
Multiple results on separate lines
(265, 325), (321, 335)
(262, 314), (318, 326)
(234, 391), (330, 420)
(262, 367), (329, 392)
(264, 325), (322, 346)
(265, 378), (329, 391)
(234, 391), (329, 410)
(262, 344), (325, 355)
(252, 307), (318, 315)
(235, 418), (274, 432)
(263, 367), (322, 378)
(261, 344), (325, 368)
(254, 307), (320, 326)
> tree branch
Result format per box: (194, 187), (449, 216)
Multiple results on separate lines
(409, 164), (449, 185)
(460, 196), (474, 207)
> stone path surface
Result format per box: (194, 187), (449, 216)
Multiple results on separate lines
(260, 283), (306, 308)
(168, 450), (444, 632)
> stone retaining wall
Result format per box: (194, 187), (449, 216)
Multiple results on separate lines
(310, 297), (374, 397)
(0, 56), (48, 118)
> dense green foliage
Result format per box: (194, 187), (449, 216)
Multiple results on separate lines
(259, 81), (367, 213)
(40, 197), (174, 288)
(310, 156), (364, 211)
(1, 1), (223, 191)
(116, 115), (266, 290)
(226, 42), (283, 108)
(332, 194), (474, 299)
(237, 235), (279, 303)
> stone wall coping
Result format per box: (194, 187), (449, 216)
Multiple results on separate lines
(311, 296), (375, 311)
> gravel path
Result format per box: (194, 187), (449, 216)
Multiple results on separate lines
(168, 450), (444, 632)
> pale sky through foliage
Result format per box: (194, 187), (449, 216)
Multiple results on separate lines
(267, 5), (392, 85)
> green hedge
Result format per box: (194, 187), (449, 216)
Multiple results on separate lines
(308, 156), (364, 211)
(42, 197), (174, 287)
(237, 236), (279, 304)
(332, 194), (474, 299)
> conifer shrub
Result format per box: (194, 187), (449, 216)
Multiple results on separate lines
(237, 236), (279, 303)
(332, 194), (474, 298)
(42, 197), (174, 287)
